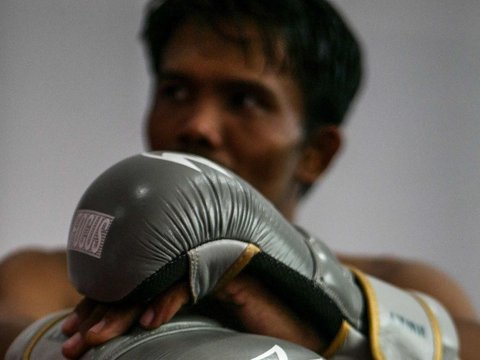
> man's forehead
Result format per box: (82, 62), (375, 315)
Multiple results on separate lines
(166, 19), (290, 74)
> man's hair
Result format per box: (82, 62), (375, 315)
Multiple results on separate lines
(142, 0), (363, 132)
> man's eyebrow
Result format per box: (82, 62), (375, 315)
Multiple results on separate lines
(219, 79), (277, 99)
(156, 71), (190, 81)
(157, 70), (273, 94)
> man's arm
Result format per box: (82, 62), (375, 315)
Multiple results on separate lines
(0, 249), (81, 358)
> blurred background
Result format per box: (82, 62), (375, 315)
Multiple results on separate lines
(1, 0), (479, 311)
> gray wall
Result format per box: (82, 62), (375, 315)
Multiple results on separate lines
(1, 1), (479, 311)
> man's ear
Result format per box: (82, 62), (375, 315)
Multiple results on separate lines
(295, 126), (342, 186)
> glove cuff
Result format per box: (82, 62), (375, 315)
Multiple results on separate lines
(348, 268), (458, 360)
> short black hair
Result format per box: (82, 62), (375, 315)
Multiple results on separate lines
(142, 0), (363, 132)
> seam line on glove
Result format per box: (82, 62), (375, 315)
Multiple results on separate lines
(189, 249), (200, 302)
(305, 235), (359, 327)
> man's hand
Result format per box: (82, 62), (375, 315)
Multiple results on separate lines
(210, 274), (324, 351)
(61, 275), (323, 359)
(61, 282), (189, 359)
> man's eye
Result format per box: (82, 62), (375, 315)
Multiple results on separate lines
(231, 92), (261, 110)
(158, 83), (189, 102)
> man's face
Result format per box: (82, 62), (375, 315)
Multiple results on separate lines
(146, 21), (306, 219)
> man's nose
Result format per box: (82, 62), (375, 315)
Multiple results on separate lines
(177, 100), (224, 150)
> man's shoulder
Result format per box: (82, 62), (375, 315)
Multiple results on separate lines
(1, 247), (67, 273)
(0, 248), (69, 295)
(0, 248), (80, 319)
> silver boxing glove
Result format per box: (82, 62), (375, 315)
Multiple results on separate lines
(6, 311), (325, 360)
(63, 151), (459, 359)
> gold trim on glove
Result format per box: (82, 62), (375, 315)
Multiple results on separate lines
(322, 320), (351, 358)
(413, 293), (442, 360)
(350, 267), (386, 360)
(23, 312), (69, 360)
(214, 243), (261, 293)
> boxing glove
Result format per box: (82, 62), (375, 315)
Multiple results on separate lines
(65, 151), (459, 359)
(6, 311), (325, 360)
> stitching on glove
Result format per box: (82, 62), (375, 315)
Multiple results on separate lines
(188, 249), (199, 302)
